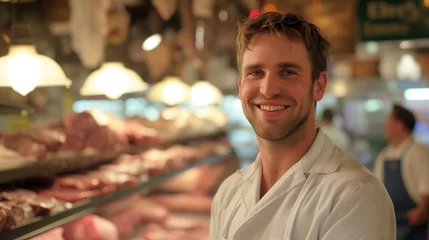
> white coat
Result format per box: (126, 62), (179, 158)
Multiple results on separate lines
(373, 137), (429, 203)
(210, 132), (396, 240)
(320, 125), (351, 153)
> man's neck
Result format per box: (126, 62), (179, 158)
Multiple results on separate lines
(258, 119), (318, 198)
(391, 133), (411, 148)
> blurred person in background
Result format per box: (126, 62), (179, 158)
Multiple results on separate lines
(209, 11), (395, 240)
(374, 104), (429, 240)
(320, 108), (351, 153)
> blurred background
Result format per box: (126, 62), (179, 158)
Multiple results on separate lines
(1, 0), (429, 169)
(0, 1), (428, 238)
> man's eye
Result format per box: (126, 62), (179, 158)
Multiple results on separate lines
(250, 71), (263, 76)
(281, 70), (295, 76)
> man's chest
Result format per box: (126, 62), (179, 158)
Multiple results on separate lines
(222, 185), (330, 240)
(221, 174), (340, 240)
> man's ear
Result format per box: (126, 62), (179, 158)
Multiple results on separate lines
(313, 71), (327, 102)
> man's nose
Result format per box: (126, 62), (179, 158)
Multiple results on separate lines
(260, 74), (281, 98)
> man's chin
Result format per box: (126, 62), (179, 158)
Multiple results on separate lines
(254, 129), (290, 141)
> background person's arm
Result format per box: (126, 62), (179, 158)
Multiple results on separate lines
(408, 145), (429, 226)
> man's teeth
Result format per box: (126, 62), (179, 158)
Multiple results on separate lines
(260, 105), (286, 112)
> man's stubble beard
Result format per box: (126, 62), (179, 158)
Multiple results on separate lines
(245, 87), (314, 142)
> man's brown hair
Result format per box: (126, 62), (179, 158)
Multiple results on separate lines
(236, 12), (332, 81)
(392, 104), (416, 133)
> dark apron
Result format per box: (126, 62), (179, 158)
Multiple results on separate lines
(384, 142), (428, 240)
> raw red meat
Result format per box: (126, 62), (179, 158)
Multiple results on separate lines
(62, 215), (119, 240)
(1, 201), (34, 226)
(38, 187), (113, 203)
(123, 119), (159, 145)
(100, 155), (144, 176)
(140, 149), (170, 176)
(2, 128), (68, 157)
(124, 198), (169, 224)
(0, 190), (38, 203)
(96, 171), (139, 188)
(165, 145), (199, 163)
(149, 194), (212, 213)
(163, 214), (208, 231)
(113, 154), (138, 164)
(30, 227), (64, 240)
(0, 190), (68, 216)
(53, 174), (105, 190)
(0, 203), (14, 232)
(2, 134), (47, 157)
(62, 111), (101, 134)
(160, 162), (227, 194)
(142, 223), (209, 240)
(106, 214), (135, 238)
(62, 111), (129, 151)
(23, 128), (66, 152)
(0, 142), (22, 159)
(85, 126), (128, 151)
(59, 132), (86, 152)
(53, 171), (138, 191)
(99, 195), (140, 216)
(0, 201), (34, 231)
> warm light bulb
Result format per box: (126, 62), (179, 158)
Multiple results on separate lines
(0, 45), (71, 95)
(147, 76), (190, 106)
(142, 34), (162, 51)
(98, 64), (128, 99)
(249, 9), (260, 19)
(162, 81), (188, 105)
(80, 62), (148, 99)
(263, 4), (276, 13)
(191, 81), (223, 106)
(7, 46), (40, 96)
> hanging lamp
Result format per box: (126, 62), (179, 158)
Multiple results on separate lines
(0, 17), (71, 96)
(147, 76), (190, 106)
(190, 81), (223, 106)
(80, 62), (148, 99)
(79, 2), (148, 99)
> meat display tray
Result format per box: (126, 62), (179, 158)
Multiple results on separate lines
(0, 148), (232, 240)
(0, 131), (227, 184)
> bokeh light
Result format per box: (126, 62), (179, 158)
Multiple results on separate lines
(249, 9), (260, 19)
(263, 4), (277, 13)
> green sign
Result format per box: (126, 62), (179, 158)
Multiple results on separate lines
(358, 0), (429, 41)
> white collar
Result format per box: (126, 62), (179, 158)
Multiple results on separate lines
(237, 131), (340, 182)
(386, 136), (413, 157)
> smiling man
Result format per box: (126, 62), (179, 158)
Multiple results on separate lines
(209, 12), (396, 240)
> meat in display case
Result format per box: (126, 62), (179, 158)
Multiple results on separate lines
(0, 109), (239, 240)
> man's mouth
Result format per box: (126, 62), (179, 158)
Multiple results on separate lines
(258, 105), (289, 112)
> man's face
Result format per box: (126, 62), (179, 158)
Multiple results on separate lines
(238, 33), (325, 141)
(385, 112), (398, 142)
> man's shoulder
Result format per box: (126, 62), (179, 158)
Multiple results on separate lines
(212, 168), (243, 204)
(326, 151), (390, 200)
(410, 141), (429, 153)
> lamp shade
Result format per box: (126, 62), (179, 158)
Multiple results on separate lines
(190, 81), (223, 106)
(0, 45), (71, 96)
(80, 62), (148, 99)
(147, 76), (190, 105)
